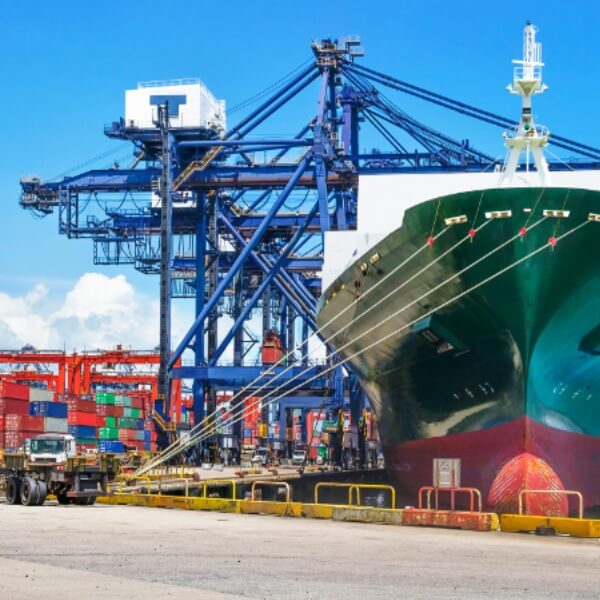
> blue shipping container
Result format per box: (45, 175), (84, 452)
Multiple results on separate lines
(68, 425), (96, 438)
(144, 430), (152, 442)
(99, 440), (124, 453)
(30, 401), (68, 418)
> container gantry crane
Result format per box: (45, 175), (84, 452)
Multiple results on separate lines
(18, 36), (600, 455)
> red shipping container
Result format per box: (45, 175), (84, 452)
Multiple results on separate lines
(95, 404), (123, 417)
(0, 397), (30, 415)
(4, 430), (38, 448)
(68, 411), (102, 427)
(5, 414), (45, 432)
(129, 396), (142, 409)
(0, 381), (30, 401)
(0, 414), (4, 430)
(67, 398), (97, 413)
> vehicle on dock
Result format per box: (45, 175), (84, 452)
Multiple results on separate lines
(250, 446), (270, 466)
(1, 433), (119, 506)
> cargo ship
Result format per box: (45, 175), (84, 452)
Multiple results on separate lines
(318, 24), (600, 515)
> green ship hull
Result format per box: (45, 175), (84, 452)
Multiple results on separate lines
(317, 187), (600, 514)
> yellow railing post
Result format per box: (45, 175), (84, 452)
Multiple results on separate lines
(250, 481), (291, 502)
(518, 489), (584, 519)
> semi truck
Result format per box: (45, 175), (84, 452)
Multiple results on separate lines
(1, 433), (119, 506)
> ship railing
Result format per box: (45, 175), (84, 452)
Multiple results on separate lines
(418, 485), (482, 513)
(518, 489), (584, 519)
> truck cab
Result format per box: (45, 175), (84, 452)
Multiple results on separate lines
(26, 434), (77, 464)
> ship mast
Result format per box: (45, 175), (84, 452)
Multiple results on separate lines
(499, 22), (550, 186)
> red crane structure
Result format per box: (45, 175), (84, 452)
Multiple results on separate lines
(0, 347), (184, 422)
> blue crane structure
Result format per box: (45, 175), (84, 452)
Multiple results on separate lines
(18, 37), (600, 454)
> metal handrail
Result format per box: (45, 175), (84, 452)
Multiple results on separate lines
(314, 482), (353, 505)
(314, 482), (396, 508)
(349, 484), (396, 509)
(158, 477), (191, 498)
(518, 489), (584, 519)
(201, 479), (237, 500)
(250, 480), (291, 502)
(418, 486), (483, 513)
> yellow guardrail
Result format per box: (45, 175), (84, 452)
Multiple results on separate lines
(251, 480), (292, 502)
(201, 479), (237, 500)
(350, 484), (396, 509)
(157, 477), (191, 498)
(314, 482), (396, 509)
(518, 489), (584, 519)
(115, 476), (152, 495)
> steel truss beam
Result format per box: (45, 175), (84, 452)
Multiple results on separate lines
(18, 35), (600, 440)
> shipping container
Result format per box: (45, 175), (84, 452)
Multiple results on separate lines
(5, 414), (44, 432)
(68, 425), (96, 439)
(67, 411), (101, 427)
(28, 388), (55, 402)
(44, 417), (69, 433)
(98, 427), (119, 440)
(95, 404), (123, 417)
(0, 381), (30, 401)
(30, 401), (68, 418)
(4, 429), (38, 449)
(95, 392), (116, 405)
(98, 440), (124, 453)
(114, 395), (131, 407)
(118, 428), (136, 441)
(0, 397), (30, 415)
(66, 398), (97, 413)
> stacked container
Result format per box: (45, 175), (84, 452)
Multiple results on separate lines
(0, 382), (158, 454)
(0, 382), (45, 450)
(29, 399), (69, 434)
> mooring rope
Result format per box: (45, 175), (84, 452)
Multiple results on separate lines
(143, 217), (587, 470)
(138, 224), (454, 473)
(136, 214), (578, 474)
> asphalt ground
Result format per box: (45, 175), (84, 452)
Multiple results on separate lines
(0, 501), (599, 599)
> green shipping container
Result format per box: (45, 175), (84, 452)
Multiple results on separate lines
(117, 417), (137, 429)
(98, 427), (119, 440)
(104, 416), (116, 428)
(121, 407), (140, 419)
(96, 393), (116, 405)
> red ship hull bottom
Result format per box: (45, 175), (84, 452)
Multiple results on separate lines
(385, 416), (600, 516)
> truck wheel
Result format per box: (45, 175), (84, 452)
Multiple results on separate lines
(6, 477), (21, 505)
(56, 492), (72, 505)
(36, 480), (48, 506)
(85, 496), (97, 506)
(20, 478), (40, 506)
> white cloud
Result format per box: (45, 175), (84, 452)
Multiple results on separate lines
(0, 283), (52, 347)
(0, 273), (163, 351)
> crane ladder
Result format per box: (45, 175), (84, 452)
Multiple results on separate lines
(172, 145), (224, 190)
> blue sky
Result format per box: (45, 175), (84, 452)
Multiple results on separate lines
(1, 0), (599, 350)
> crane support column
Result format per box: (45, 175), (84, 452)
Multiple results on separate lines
(157, 104), (174, 419)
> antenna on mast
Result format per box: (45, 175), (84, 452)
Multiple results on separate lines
(499, 22), (551, 186)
